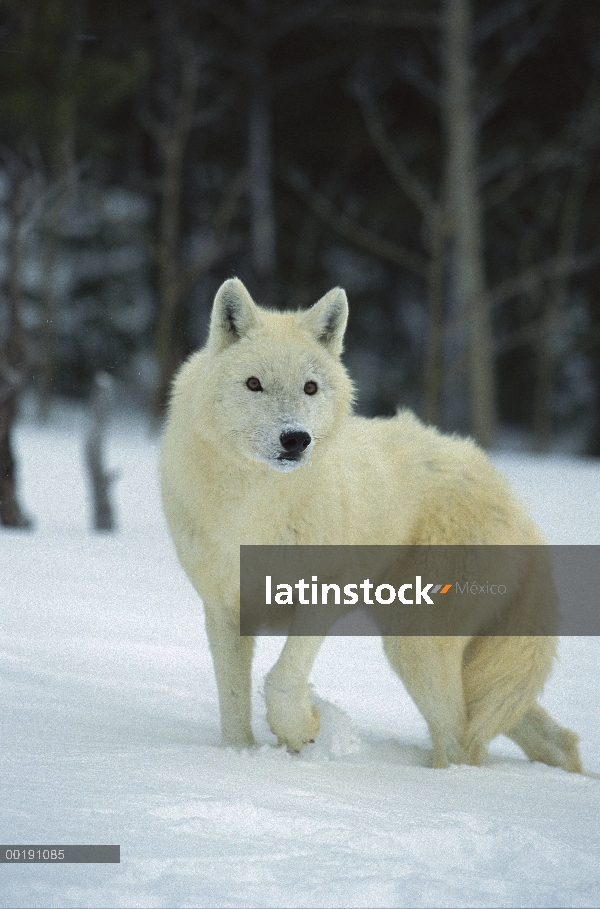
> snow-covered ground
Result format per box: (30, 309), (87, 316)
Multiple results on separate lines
(1, 411), (599, 908)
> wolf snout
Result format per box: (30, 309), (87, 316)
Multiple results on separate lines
(279, 428), (311, 458)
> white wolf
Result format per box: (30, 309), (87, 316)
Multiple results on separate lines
(160, 277), (581, 771)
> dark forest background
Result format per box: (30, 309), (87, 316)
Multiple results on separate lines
(1, 0), (600, 525)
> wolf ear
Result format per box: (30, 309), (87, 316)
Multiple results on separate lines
(301, 287), (348, 356)
(208, 278), (259, 351)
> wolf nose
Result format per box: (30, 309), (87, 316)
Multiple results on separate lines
(280, 429), (311, 455)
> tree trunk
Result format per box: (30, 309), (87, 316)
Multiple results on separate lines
(532, 166), (590, 451)
(423, 212), (447, 426)
(588, 344), (600, 456)
(37, 0), (83, 421)
(442, 0), (495, 447)
(150, 27), (199, 421)
(151, 138), (187, 419)
(85, 372), (116, 531)
(0, 166), (32, 529)
(248, 55), (277, 304)
(37, 222), (60, 421)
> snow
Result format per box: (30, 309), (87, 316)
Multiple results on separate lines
(1, 411), (599, 908)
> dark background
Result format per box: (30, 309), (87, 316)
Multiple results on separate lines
(1, 0), (599, 464)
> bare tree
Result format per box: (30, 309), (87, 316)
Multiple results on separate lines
(286, 0), (600, 449)
(368, 0), (562, 445)
(0, 153), (37, 529)
(488, 74), (600, 447)
(529, 82), (600, 449)
(442, 0), (494, 444)
(140, 7), (246, 419)
(200, 0), (343, 304)
(247, 4), (277, 300)
(349, 75), (448, 426)
(36, 0), (85, 421)
(531, 167), (592, 449)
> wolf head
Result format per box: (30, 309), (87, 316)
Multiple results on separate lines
(180, 278), (355, 473)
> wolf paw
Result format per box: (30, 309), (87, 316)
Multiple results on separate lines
(560, 730), (583, 774)
(271, 704), (320, 752)
(221, 730), (256, 748)
(264, 676), (320, 751)
(431, 731), (472, 768)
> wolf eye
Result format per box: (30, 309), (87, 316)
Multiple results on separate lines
(246, 376), (263, 392)
(304, 381), (318, 396)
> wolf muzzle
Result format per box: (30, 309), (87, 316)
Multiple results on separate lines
(279, 429), (312, 460)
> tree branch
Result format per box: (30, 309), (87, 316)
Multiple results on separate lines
(197, 0), (339, 51)
(486, 248), (600, 308)
(194, 83), (237, 128)
(178, 170), (247, 297)
(480, 0), (562, 97)
(494, 319), (542, 354)
(481, 144), (579, 209)
(195, 0), (256, 46)
(332, 6), (441, 29)
(266, 0), (340, 47)
(393, 51), (440, 107)
(473, 0), (543, 45)
(281, 164), (428, 277)
(275, 49), (348, 95)
(351, 79), (438, 216)
(137, 103), (171, 149)
(482, 82), (600, 210)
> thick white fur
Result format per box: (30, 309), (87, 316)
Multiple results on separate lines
(160, 278), (581, 771)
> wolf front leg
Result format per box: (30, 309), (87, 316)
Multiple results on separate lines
(204, 607), (255, 746)
(264, 635), (325, 751)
